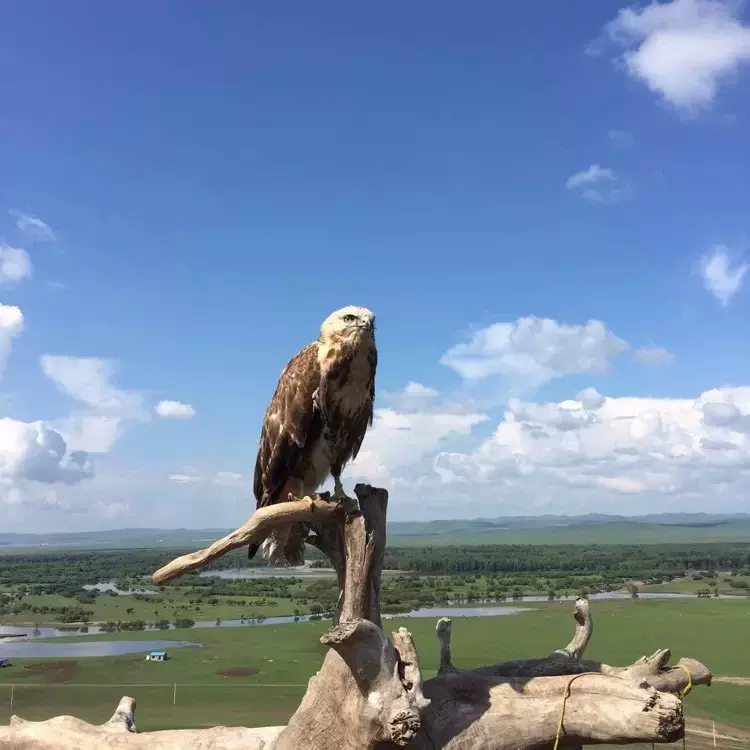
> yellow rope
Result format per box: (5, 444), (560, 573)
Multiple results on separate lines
(677, 664), (693, 698)
(553, 666), (693, 750)
(553, 673), (593, 750)
(678, 664), (692, 750)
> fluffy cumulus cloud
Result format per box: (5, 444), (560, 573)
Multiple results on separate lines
(0, 339), (96, 506)
(432, 385), (750, 513)
(9, 209), (57, 242)
(565, 164), (629, 202)
(440, 316), (629, 387)
(699, 245), (748, 305)
(0, 303), (24, 376)
(40, 355), (148, 453)
(155, 400), (196, 420)
(599, 0), (750, 112)
(0, 418), (92, 490)
(0, 245), (33, 284)
(348, 384), (488, 485)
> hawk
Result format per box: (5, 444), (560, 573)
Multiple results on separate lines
(248, 305), (377, 565)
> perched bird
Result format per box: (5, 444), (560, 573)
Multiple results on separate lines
(248, 305), (377, 565)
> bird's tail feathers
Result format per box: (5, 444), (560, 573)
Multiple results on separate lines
(260, 523), (307, 567)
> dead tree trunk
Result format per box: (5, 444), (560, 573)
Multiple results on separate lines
(0, 484), (712, 750)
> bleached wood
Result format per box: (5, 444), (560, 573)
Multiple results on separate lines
(554, 596), (592, 658)
(151, 495), (344, 584)
(436, 617), (457, 676)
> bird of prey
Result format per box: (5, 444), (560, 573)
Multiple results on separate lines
(248, 305), (377, 566)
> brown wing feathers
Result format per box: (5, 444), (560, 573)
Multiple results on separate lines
(348, 345), (377, 461)
(253, 344), (322, 509)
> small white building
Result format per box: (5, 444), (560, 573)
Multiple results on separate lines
(145, 650), (167, 662)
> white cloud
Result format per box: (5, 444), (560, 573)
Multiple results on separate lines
(0, 314), (97, 508)
(348, 384), (488, 485)
(51, 415), (128, 454)
(0, 303), (24, 377)
(565, 164), (628, 202)
(433, 385), (750, 513)
(601, 0), (750, 112)
(634, 345), (676, 366)
(155, 400), (196, 420)
(40, 356), (144, 414)
(576, 386), (606, 410)
(0, 418), (93, 504)
(506, 397), (598, 432)
(699, 245), (748, 305)
(440, 316), (629, 387)
(0, 245), (33, 284)
(10, 210), (57, 242)
(40, 355), (147, 452)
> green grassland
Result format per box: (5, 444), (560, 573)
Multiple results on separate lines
(643, 575), (750, 595)
(0, 590), (300, 627)
(2, 599), (748, 732)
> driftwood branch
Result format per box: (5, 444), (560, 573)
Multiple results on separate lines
(415, 671), (684, 749)
(1, 713), (283, 749)
(1, 696), (283, 749)
(2, 484), (714, 750)
(554, 596), (593, 658)
(152, 495), (347, 584)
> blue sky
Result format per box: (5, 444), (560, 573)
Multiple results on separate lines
(2, 0), (750, 532)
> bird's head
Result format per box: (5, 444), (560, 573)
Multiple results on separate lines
(320, 305), (375, 343)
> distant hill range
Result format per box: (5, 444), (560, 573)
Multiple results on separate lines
(387, 511), (750, 535)
(3, 512), (750, 552)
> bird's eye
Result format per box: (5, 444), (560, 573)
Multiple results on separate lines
(343, 314), (356, 323)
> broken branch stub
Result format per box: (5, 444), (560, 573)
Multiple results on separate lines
(278, 619), (426, 749)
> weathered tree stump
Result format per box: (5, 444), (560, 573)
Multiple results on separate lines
(0, 484), (713, 750)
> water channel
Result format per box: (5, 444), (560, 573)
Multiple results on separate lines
(1, 575), (745, 658)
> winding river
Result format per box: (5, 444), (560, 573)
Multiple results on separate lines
(2, 591), (746, 658)
(1, 574), (746, 659)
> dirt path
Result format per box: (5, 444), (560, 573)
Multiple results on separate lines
(713, 676), (750, 686)
(687, 716), (750, 744)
